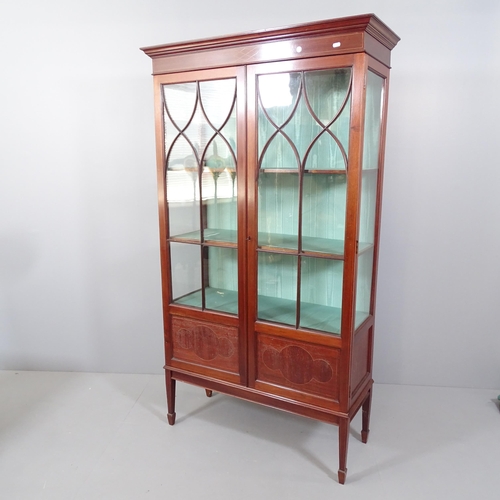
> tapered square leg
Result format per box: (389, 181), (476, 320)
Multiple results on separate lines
(361, 389), (372, 444)
(166, 370), (176, 425)
(205, 389), (213, 398)
(338, 418), (349, 484)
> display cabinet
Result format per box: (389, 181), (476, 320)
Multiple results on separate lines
(142, 14), (399, 484)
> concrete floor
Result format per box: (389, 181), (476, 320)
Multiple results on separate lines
(0, 370), (498, 499)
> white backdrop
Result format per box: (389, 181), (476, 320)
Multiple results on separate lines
(0, 0), (499, 389)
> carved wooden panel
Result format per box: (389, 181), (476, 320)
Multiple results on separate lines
(171, 316), (239, 374)
(256, 334), (339, 401)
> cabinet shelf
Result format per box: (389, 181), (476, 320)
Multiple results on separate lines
(173, 287), (238, 315)
(259, 168), (347, 175)
(258, 296), (341, 334)
(259, 233), (344, 255)
(170, 228), (237, 246)
(258, 296), (370, 334)
(260, 169), (347, 175)
(170, 229), (372, 257)
(258, 233), (373, 257)
(174, 290), (369, 335)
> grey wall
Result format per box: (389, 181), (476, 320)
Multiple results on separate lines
(0, 0), (499, 388)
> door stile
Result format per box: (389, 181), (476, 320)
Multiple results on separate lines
(235, 66), (249, 386)
(245, 64), (259, 388)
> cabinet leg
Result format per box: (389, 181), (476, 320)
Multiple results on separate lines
(205, 389), (213, 398)
(166, 370), (176, 425)
(338, 418), (349, 484)
(361, 389), (372, 444)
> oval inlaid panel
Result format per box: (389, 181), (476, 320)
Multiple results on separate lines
(263, 345), (333, 384)
(171, 317), (239, 374)
(256, 334), (339, 403)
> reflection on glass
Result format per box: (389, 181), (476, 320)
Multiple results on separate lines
(258, 172), (299, 250)
(302, 173), (346, 254)
(300, 257), (343, 334)
(355, 248), (374, 328)
(258, 253), (297, 326)
(199, 79), (236, 130)
(202, 135), (237, 244)
(166, 133), (201, 239)
(258, 72), (301, 171)
(204, 247), (238, 314)
(258, 72), (301, 127)
(163, 78), (237, 243)
(170, 242), (202, 307)
(305, 69), (351, 125)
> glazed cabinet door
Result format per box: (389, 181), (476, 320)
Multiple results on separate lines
(155, 67), (247, 385)
(246, 56), (362, 409)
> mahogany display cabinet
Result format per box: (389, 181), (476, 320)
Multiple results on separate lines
(142, 14), (399, 484)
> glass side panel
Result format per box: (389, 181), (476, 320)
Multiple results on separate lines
(353, 70), (385, 327)
(258, 253), (297, 326)
(204, 247), (238, 314)
(258, 172), (299, 250)
(300, 257), (343, 334)
(355, 248), (374, 328)
(359, 170), (378, 246)
(363, 71), (384, 170)
(170, 242), (202, 307)
(163, 78), (237, 242)
(302, 173), (346, 254)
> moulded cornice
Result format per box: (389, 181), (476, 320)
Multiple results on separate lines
(141, 14), (400, 58)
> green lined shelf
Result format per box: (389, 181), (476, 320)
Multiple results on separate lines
(173, 287), (239, 315)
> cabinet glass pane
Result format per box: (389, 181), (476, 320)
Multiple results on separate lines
(205, 247), (238, 314)
(258, 253), (297, 326)
(170, 242), (202, 307)
(258, 69), (351, 172)
(304, 69), (351, 171)
(302, 173), (346, 254)
(355, 248), (374, 328)
(258, 172), (299, 250)
(363, 71), (384, 171)
(163, 78), (237, 242)
(202, 134), (237, 244)
(258, 72), (301, 171)
(300, 257), (343, 334)
(353, 70), (385, 327)
(359, 170), (378, 246)
(166, 142), (201, 240)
